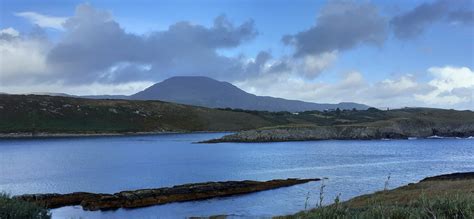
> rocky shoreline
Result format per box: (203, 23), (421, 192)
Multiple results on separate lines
(420, 172), (474, 182)
(202, 122), (474, 143)
(14, 178), (319, 211)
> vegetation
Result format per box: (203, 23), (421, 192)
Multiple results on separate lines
(0, 193), (50, 219)
(0, 94), (276, 134)
(288, 193), (473, 219)
(278, 173), (474, 219)
(1, 94), (473, 137)
(205, 107), (474, 142)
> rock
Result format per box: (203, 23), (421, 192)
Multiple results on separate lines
(14, 178), (320, 211)
(202, 119), (474, 143)
(14, 192), (99, 209)
(420, 172), (474, 182)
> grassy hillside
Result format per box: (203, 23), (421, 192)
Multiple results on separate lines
(0, 94), (278, 134)
(1, 94), (473, 138)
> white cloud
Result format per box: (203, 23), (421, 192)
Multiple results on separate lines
(415, 66), (474, 106)
(300, 51), (338, 78)
(0, 27), (20, 37)
(236, 66), (474, 110)
(15, 12), (67, 30)
(0, 30), (51, 82)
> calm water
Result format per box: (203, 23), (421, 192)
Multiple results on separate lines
(0, 133), (473, 218)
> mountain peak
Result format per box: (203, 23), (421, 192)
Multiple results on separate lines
(131, 76), (369, 112)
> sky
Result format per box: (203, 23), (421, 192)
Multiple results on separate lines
(0, 0), (473, 109)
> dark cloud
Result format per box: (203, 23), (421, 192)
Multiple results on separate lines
(282, 1), (387, 57)
(243, 51), (272, 74)
(391, 0), (473, 39)
(46, 4), (257, 84)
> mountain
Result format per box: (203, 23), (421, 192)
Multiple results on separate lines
(131, 76), (369, 112)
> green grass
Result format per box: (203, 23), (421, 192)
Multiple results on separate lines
(0, 193), (50, 219)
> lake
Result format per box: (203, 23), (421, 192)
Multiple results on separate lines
(0, 133), (473, 218)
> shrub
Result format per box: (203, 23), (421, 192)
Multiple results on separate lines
(0, 193), (50, 219)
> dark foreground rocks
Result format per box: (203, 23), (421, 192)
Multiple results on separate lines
(14, 178), (319, 211)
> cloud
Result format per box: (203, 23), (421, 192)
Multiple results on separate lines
(390, 0), (474, 39)
(45, 4), (257, 84)
(0, 27), (20, 37)
(2, 4), (259, 92)
(0, 28), (51, 84)
(283, 1), (387, 57)
(236, 66), (474, 110)
(299, 51), (338, 78)
(1, 81), (155, 96)
(415, 66), (474, 106)
(15, 12), (67, 30)
(2, 2), (472, 111)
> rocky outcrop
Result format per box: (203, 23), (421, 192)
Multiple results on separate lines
(14, 178), (319, 211)
(203, 119), (474, 143)
(420, 172), (474, 182)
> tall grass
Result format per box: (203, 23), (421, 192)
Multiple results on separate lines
(294, 192), (474, 219)
(0, 193), (50, 219)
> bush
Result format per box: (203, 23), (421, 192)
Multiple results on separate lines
(0, 193), (50, 219)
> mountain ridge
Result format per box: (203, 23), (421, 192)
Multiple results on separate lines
(130, 76), (369, 112)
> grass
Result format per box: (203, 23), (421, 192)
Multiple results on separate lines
(278, 176), (474, 219)
(0, 193), (50, 219)
(290, 193), (473, 219)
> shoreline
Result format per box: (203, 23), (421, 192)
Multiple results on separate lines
(201, 135), (474, 143)
(0, 131), (233, 139)
(1, 131), (472, 141)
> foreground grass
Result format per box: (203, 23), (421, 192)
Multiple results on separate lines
(0, 193), (50, 219)
(279, 176), (474, 219)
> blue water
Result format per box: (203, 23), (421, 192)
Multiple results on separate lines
(0, 133), (473, 218)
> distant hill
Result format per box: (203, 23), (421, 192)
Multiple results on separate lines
(131, 76), (369, 112)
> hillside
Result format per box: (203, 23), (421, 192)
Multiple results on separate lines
(1, 94), (472, 139)
(0, 94), (280, 136)
(130, 76), (369, 112)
